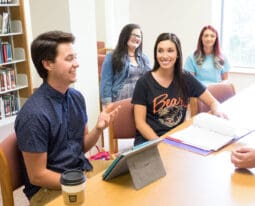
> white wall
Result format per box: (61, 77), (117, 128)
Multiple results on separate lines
(28, 0), (100, 130)
(95, 0), (106, 42)
(130, 0), (214, 62)
(28, 0), (71, 89)
(229, 72), (255, 92)
(95, 0), (130, 49)
(95, 0), (214, 64)
(68, 0), (100, 129)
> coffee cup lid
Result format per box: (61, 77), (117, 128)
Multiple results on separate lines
(60, 169), (85, 186)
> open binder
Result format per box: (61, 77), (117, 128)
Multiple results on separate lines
(103, 138), (166, 190)
(166, 113), (253, 153)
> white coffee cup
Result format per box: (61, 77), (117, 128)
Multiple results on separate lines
(60, 169), (86, 206)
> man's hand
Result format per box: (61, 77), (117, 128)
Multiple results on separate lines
(231, 147), (255, 169)
(96, 103), (120, 131)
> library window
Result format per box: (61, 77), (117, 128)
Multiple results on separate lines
(221, 0), (255, 69)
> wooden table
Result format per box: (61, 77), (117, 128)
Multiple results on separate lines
(46, 84), (255, 206)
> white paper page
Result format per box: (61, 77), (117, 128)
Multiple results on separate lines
(193, 113), (252, 138)
(170, 125), (234, 151)
(169, 113), (253, 151)
(193, 113), (236, 136)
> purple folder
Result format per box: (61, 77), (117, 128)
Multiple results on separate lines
(163, 138), (212, 156)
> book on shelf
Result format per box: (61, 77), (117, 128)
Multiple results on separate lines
(1, 11), (10, 34)
(0, 67), (16, 91)
(0, 0), (12, 5)
(0, 92), (19, 119)
(3, 94), (11, 117)
(5, 67), (15, 89)
(0, 39), (3, 63)
(6, 42), (12, 62)
(10, 92), (18, 114)
(0, 95), (3, 119)
(9, 67), (16, 88)
(0, 14), (2, 33)
(166, 113), (253, 152)
(0, 69), (7, 91)
(103, 138), (166, 190)
(1, 42), (12, 62)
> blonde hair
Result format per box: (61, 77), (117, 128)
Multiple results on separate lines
(195, 51), (224, 70)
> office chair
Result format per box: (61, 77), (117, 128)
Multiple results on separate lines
(97, 42), (107, 147)
(190, 82), (236, 117)
(0, 132), (27, 206)
(108, 98), (136, 154)
(97, 54), (105, 80)
(97, 41), (106, 55)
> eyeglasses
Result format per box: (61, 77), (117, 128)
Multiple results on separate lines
(130, 33), (141, 39)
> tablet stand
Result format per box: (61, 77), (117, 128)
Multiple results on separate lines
(126, 145), (166, 190)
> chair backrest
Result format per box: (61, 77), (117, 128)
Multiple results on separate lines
(97, 54), (105, 80)
(0, 132), (24, 206)
(109, 98), (136, 154)
(97, 41), (106, 55)
(190, 83), (236, 116)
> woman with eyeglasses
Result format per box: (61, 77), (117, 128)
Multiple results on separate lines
(100, 23), (151, 106)
(184, 25), (231, 85)
(132, 33), (226, 146)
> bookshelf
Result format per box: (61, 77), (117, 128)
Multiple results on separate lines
(0, 0), (32, 127)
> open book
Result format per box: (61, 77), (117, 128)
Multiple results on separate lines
(167, 113), (252, 151)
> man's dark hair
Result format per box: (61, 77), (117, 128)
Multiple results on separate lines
(31, 30), (75, 80)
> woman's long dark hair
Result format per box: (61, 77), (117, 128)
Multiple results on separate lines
(112, 23), (143, 74)
(152, 33), (188, 104)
